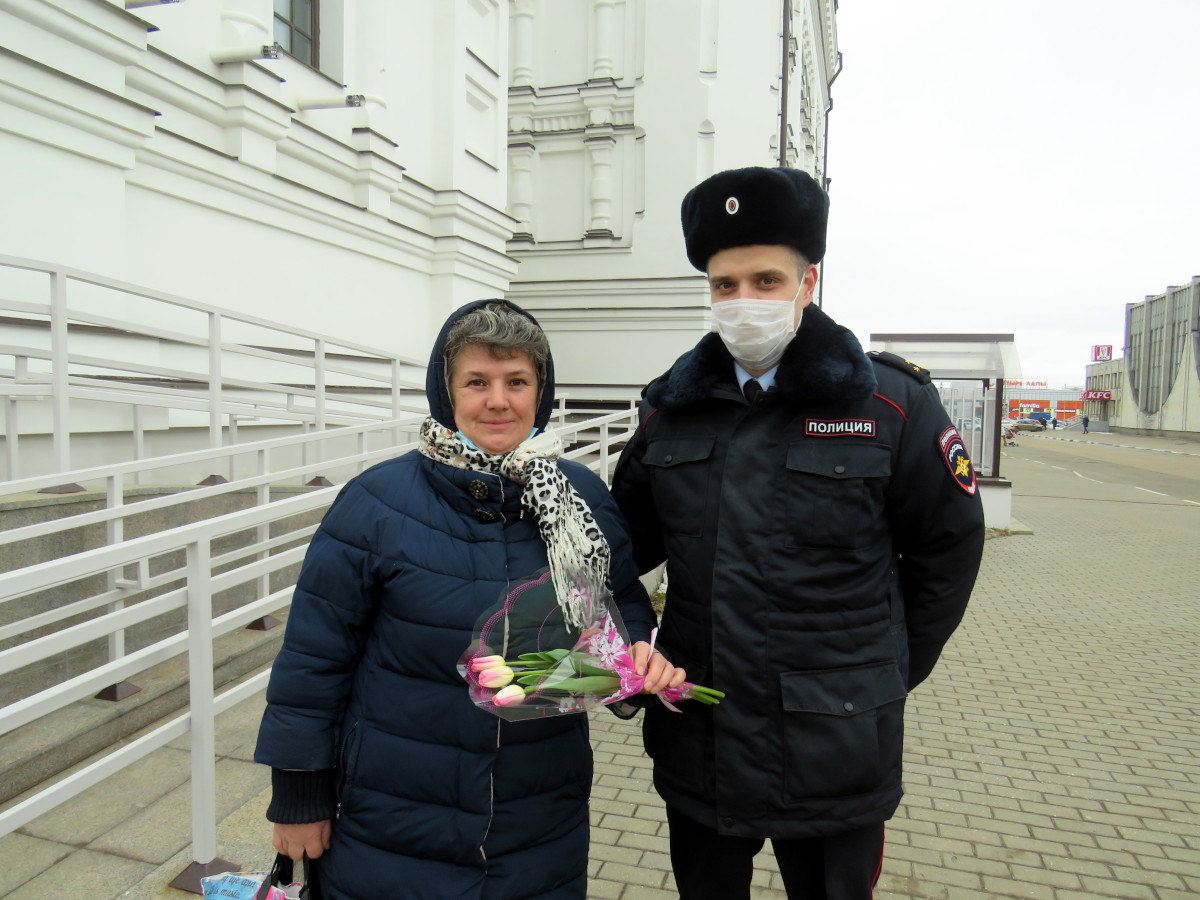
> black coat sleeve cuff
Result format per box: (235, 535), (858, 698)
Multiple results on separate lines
(265, 768), (337, 824)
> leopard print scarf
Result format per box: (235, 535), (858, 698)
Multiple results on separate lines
(417, 416), (611, 629)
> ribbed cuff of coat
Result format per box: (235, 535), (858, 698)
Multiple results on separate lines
(266, 768), (337, 824)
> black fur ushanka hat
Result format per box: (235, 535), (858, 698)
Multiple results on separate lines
(680, 166), (829, 271)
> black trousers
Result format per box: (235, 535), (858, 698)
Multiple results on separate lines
(666, 806), (885, 900)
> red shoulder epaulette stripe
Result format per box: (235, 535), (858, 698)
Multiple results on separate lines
(642, 408), (659, 427)
(872, 392), (908, 421)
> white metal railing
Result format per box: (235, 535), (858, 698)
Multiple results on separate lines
(0, 405), (639, 881)
(0, 254), (429, 481)
(0, 405), (627, 685)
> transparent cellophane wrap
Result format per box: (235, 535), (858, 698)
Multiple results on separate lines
(458, 569), (655, 721)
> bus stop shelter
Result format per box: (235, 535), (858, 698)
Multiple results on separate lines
(870, 333), (1020, 529)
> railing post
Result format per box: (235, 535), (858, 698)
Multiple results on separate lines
(96, 475), (141, 701)
(105, 476), (124, 664)
(226, 416), (240, 482)
(208, 312), (222, 451)
(5, 395), (16, 482)
(132, 405), (145, 484)
(246, 448), (280, 632)
(390, 358), (401, 419)
(599, 423), (611, 486)
(301, 422), (311, 483)
(170, 539), (235, 892)
(6, 354), (32, 479)
(50, 270), (70, 473)
(314, 338), (326, 433)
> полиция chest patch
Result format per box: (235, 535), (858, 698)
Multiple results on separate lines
(805, 418), (877, 437)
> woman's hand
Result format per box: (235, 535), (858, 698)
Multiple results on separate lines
(630, 641), (687, 694)
(272, 821), (331, 861)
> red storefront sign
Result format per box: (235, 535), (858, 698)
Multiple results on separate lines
(1082, 390), (1112, 400)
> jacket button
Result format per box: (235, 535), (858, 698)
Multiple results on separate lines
(721, 816), (734, 828)
(468, 479), (489, 500)
(473, 508), (497, 523)
(833, 465), (846, 475)
(843, 701), (855, 712)
(664, 454), (674, 464)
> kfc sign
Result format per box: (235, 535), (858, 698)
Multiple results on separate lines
(1091, 345), (1113, 362)
(1082, 390), (1112, 400)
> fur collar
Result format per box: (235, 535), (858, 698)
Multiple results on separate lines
(645, 303), (877, 410)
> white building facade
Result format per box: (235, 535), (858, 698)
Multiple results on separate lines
(2, 0), (518, 367)
(1, 0), (839, 470)
(505, 0), (839, 398)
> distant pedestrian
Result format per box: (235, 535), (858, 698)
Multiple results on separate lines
(1052, 418), (1058, 430)
(1082, 414), (1090, 434)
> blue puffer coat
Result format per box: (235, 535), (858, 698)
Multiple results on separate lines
(255, 300), (656, 899)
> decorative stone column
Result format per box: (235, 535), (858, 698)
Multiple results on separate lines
(591, 0), (616, 80)
(508, 139), (537, 240)
(511, 0), (536, 87)
(585, 135), (615, 237)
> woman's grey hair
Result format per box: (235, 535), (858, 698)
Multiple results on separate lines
(443, 302), (550, 389)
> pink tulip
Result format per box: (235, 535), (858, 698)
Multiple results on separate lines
(470, 654), (505, 672)
(492, 685), (526, 707)
(476, 665), (514, 688)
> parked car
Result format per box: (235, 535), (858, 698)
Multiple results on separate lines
(1010, 417), (1046, 431)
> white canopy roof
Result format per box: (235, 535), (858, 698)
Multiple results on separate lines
(868, 333), (1020, 381)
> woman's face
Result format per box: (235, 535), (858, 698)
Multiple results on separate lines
(450, 345), (540, 455)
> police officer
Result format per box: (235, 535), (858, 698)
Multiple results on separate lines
(611, 166), (986, 900)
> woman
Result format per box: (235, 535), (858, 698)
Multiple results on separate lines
(255, 300), (681, 899)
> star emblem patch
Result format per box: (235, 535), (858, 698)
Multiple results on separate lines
(939, 426), (977, 496)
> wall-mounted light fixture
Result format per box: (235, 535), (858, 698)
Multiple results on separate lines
(295, 94), (387, 111)
(296, 94), (366, 110)
(210, 43), (282, 64)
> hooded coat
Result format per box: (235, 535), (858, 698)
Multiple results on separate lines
(610, 303), (985, 839)
(255, 299), (656, 899)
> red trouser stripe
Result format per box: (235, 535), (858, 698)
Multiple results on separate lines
(871, 822), (886, 896)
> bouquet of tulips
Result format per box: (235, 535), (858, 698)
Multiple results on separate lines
(458, 569), (724, 721)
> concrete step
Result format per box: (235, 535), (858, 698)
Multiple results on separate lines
(0, 612), (288, 806)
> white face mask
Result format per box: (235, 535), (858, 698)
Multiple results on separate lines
(710, 286), (802, 372)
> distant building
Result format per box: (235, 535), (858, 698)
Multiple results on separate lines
(1089, 276), (1199, 439)
(1001, 382), (1083, 423)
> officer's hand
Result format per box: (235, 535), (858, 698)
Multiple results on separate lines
(272, 820), (331, 861)
(631, 641), (688, 694)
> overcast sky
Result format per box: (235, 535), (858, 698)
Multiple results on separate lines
(820, 1), (1200, 388)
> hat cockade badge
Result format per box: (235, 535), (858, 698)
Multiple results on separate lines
(725, 196), (739, 215)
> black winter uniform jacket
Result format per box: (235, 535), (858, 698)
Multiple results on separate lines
(611, 303), (985, 839)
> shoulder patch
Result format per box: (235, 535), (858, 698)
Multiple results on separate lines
(938, 426), (977, 496)
(869, 351), (931, 384)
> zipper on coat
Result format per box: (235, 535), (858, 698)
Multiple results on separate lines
(481, 478), (508, 863)
(479, 718), (501, 864)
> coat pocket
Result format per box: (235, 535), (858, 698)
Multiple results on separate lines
(644, 436), (716, 538)
(779, 661), (907, 802)
(783, 441), (892, 549)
